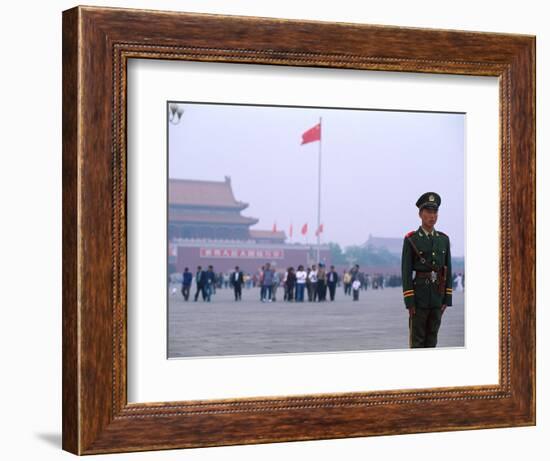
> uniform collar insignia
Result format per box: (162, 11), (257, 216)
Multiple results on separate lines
(420, 226), (435, 237)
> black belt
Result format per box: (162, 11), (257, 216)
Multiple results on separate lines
(415, 271), (434, 278)
(415, 271), (438, 283)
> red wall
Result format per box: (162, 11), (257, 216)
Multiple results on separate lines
(175, 245), (331, 274)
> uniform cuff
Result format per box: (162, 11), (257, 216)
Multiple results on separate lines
(403, 290), (415, 308)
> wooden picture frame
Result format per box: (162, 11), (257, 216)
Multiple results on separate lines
(62, 5), (535, 455)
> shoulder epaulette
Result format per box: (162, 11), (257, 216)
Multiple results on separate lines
(438, 231), (448, 237)
(405, 230), (415, 238)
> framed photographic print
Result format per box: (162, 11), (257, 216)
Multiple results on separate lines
(164, 101), (465, 360)
(62, 5), (535, 455)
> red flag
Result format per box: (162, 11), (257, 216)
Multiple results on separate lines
(315, 223), (324, 237)
(289, 223), (293, 238)
(301, 223), (308, 235)
(272, 222), (277, 233)
(301, 123), (321, 145)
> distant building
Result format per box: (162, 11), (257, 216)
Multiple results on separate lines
(168, 176), (258, 241)
(249, 229), (286, 244)
(168, 177), (329, 273)
(363, 234), (402, 256)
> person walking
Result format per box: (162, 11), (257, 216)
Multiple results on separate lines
(343, 271), (352, 295)
(261, 262), (274, 302)
(308, 264), (318, 302)
(272, 270), (281, 301)
(352, 278), (361, 301)
(317, 263), (327, 301)
(181, 267), (192, 301)
(350, 264), (360, 284)
(194, 266), (206, 302)
(454, 273), (464, 292)
(306, 267), (313, 301)
(258, 265), (265, 301)
(327, 265), (339, 301)
(283, 269), (289, 301)
(285, 267), (296, 302)
(295, 265), (307, 302)
(204, 265), (216, 302)
(231, 265), (244, 301)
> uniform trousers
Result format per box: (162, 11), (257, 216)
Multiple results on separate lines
(409, 307), (443, 348)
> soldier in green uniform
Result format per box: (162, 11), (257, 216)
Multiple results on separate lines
(401, 192), (453, 348)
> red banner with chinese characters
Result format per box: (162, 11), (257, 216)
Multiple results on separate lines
(199, 247), (285, 259)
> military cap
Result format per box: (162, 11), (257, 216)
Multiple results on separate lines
(416, 192), (441, 210)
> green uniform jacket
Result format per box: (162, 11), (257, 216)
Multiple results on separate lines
(401, 227), (453, 309)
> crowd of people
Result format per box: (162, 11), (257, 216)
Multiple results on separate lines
(173, 263), (465, 303)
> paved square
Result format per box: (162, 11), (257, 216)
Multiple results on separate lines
(168, 286), (464, 358)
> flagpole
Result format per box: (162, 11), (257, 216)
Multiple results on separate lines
(317, 116), (322, 264)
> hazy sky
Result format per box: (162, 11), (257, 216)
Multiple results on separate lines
(168, 102), (465, 256)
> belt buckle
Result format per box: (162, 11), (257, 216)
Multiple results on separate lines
(430, 271), (437, 283)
